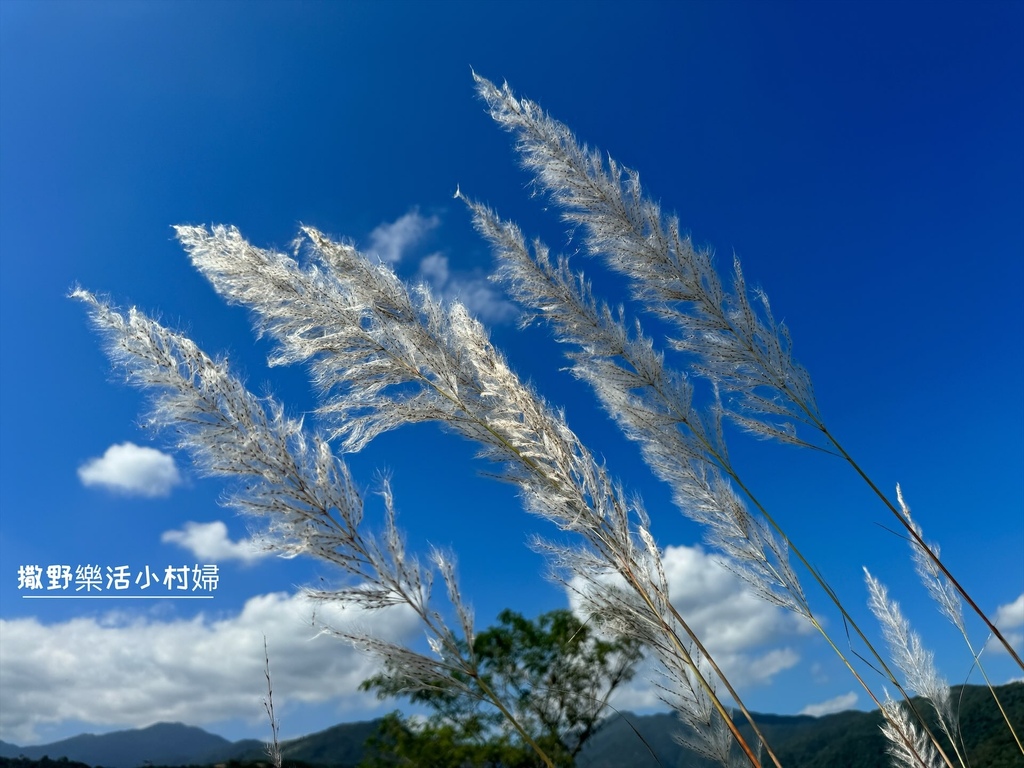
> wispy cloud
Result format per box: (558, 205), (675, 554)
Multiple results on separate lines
(161, 521), (269, 564)
(418, 253), (516, 324)
(367, 208), (439, 264)
(799, 691), (858, 717)
(366, 210), (516, 323)
(0, 591), (419, 744)
(78, 442), (182, 497)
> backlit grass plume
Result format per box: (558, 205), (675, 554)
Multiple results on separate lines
(472, 72), (1020, 669)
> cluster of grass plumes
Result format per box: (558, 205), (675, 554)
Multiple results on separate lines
(74, 73), (1021, 768)
(465, 74), (1022, 766)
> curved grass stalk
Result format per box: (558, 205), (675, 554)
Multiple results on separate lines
(475, 673), (558, 768)
(623, 565), (766, 768)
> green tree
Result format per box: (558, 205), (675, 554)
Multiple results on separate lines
(360, 609), (642, 767)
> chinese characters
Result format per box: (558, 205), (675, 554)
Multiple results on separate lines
(17, 564), (219, 595)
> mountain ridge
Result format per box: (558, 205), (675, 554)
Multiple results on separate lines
(2, 683), (1020, 768)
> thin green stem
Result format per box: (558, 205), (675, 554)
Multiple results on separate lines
(473, 673), (557, 768)
(968, 654), (1023, 756)
(661, 599), (783, 768)
(822, 425), (1023, 670)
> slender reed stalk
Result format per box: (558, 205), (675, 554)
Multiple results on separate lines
(262, 635), (284, 768)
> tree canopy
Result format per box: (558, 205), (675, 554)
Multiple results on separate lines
(360, 608), (642, 767)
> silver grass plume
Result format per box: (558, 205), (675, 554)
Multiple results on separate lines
(472, 72), (821, 448)
(174, 224), (760, 767)
(896, 486), (964, 635)
(175, 224), (632, 540)
(565, 559), (754, 768)
(474, 72), (1024, 671)
(540, 526), (751, 768)
(71, 288), (499, 732)
(880, 693), (945, 768)
(864, 567), (961, 762)
(463, 179), (953, 768)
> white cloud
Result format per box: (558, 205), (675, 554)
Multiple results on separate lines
(78, 442), (182, 497)
(569, 544), (808, 712)
(162, 521), (269, 564)
(368, 209), (439, 264)
(0, 592), (420, 744)
(418, 251), (450, 285)
(418, 253), (517, 324)
(659, 545), (808, 667)
(809, 661), (829, 684)
(799, 691), (858, 717)
(995, 593), (1024, 628)
(990, 593), (1024, 654)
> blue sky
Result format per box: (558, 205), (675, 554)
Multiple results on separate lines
(1, 0), (1022, 748)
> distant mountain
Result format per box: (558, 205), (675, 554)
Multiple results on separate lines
(0, 722), (260, 768)
(233, 720), (382, 767)
(2, 683), (1020, 767)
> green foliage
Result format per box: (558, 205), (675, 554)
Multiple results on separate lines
(360, 609), (642, 767)
(360, 712), (550, 768)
